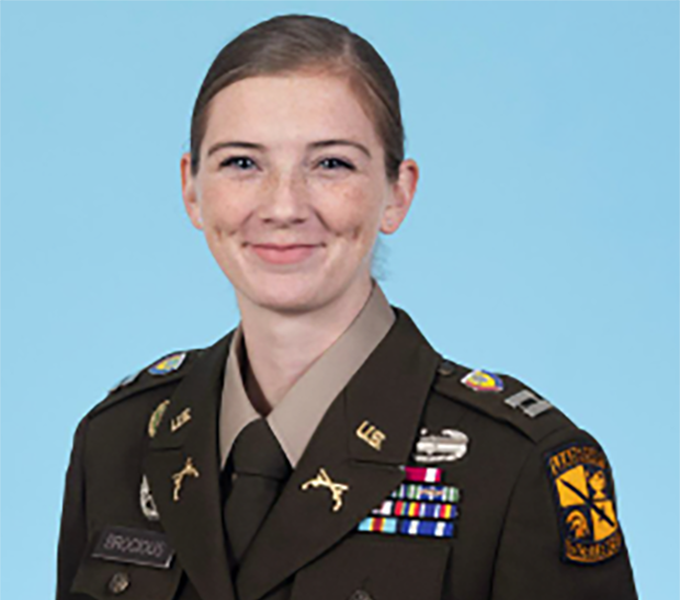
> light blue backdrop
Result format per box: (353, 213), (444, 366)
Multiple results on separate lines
(2, 2), (677, 599)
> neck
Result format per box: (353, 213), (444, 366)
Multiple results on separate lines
(236, 277), (374, 415)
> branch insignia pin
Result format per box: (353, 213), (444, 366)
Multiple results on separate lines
(172, 457), (200, 502)
(301, 467), (349, 512)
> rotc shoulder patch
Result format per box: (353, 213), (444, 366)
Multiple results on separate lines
(545, 443), (623, 565)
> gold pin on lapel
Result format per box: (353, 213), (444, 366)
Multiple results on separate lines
(356, 420), (386, 451)
(172, 457), (200, 502)
(301, 467), (349, 512)
(170, 408), (192, 433)
(148, 400), (170, 438)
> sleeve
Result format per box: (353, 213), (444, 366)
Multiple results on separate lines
(490, 428), (638, 600)
(56, 416), (90, 600)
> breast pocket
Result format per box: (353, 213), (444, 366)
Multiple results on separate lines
(291, 535), (451, 600)
(70, 546), (183, 600)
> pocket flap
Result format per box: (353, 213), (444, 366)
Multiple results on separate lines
(70, 553), (183, 599)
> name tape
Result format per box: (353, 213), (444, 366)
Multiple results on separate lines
(92, 525), (175, 569)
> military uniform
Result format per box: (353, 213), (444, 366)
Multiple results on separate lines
(56, 281), (638, 600)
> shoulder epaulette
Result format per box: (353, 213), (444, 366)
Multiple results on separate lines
(88, 348), (205, 418)
(432, 357), (576, 444)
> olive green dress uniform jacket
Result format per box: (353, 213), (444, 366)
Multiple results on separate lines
(56, 307), (638, 600)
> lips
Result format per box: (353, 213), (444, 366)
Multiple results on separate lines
(248, 243), (322, 265)
(252, 243), (318, 250)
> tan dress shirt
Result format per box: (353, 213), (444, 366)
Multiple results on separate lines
(219, 278), (396, 470)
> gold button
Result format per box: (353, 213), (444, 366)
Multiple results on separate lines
(437, 359), (456, 376)
(108, 572), (130, 595)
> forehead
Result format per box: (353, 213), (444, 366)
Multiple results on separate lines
(202, 74), (380, 148)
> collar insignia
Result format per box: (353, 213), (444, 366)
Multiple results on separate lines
(301, 467), (350, 512)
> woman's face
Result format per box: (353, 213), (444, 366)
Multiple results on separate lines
(181, 72), (418, 314)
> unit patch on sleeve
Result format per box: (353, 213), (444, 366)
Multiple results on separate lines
(546, 443), (623, 564)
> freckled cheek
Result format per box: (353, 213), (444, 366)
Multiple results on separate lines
(198, 190), (250, 239)
(322, 189), (381, 243)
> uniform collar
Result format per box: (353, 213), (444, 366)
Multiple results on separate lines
(219, 278), (396, 469)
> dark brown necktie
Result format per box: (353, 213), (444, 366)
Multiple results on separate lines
(222, 418), (292, 573)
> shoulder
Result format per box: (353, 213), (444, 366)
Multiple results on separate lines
(430, 357), (579, 446)
(85, 348), (206, 422)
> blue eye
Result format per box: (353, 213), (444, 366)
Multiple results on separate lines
(319, 158), (354, 171)
(220, 156), (256, 170)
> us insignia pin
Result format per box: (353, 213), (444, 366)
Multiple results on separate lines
(140, 475), (160, 521)
(170, 408), (192, 433)
(415, 428), (469, 463)
(301, 467), (349, 512)
(461, 369), (504, 392)
(356, 420), (386, 451)
(546, 443), (623, 564)
(148, 352), (186, 376)
(148, 400), (170, 439)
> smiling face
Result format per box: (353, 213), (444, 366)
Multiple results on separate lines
(181, 71), (418, 314)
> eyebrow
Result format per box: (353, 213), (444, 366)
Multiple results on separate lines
(206, 139), (372, 159)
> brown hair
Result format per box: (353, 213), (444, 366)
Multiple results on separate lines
(189, 14), (405, 183)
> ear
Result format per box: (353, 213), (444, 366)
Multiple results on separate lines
(379, 158), (419, 234)
(180, 152), (203, 230)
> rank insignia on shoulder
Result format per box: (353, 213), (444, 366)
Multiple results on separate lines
(546, 443), (623, 564)
(461, 369), (504, 392)
(505, 389), (552, 418)
(148, 352), (187, 376)
(108, 369), (141, 394)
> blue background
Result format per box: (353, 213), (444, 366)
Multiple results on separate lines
(2, 2), (677, 599)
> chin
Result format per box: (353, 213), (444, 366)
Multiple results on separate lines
(242, 275), (335, 314)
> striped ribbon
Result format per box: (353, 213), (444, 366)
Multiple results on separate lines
(358, 516), (455, 538)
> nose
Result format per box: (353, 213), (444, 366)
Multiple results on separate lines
(258, 168), (310, 224)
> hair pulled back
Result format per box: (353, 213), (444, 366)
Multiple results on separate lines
(189, 14), (405, 183)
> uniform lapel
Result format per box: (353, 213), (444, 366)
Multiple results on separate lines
(143, 330), (237, 600)
(236, 307), (442, 600)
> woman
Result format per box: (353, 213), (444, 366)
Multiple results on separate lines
(56, 14), (638, 600)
